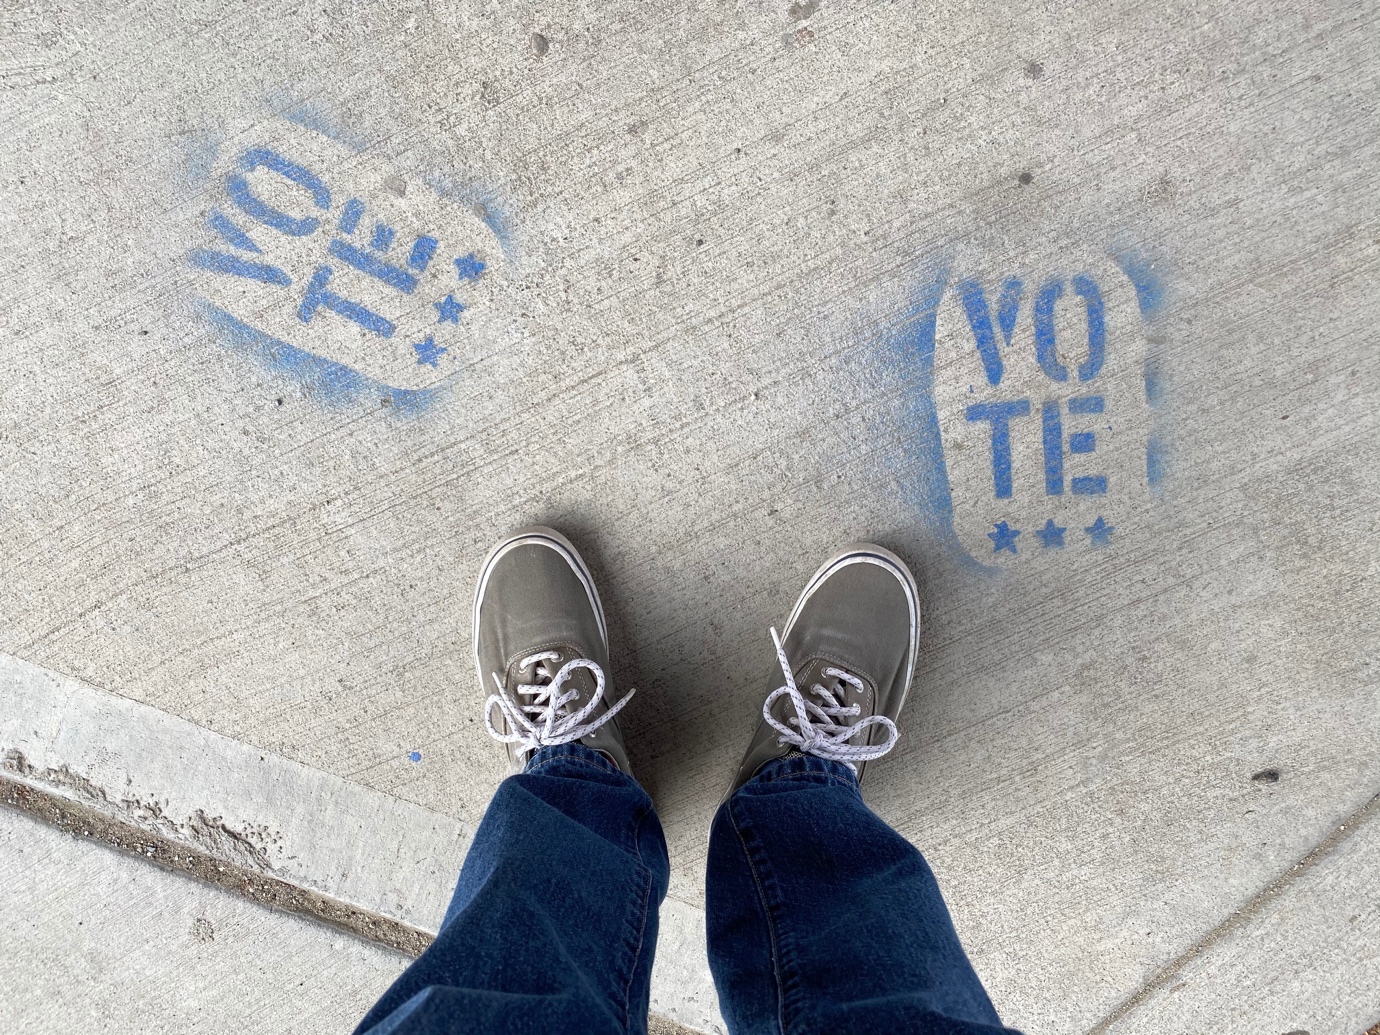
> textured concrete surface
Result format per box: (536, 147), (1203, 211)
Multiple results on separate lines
(1105, 792), (1380, 1035)
(2, 0), (1379, 1031)
(0, 650), (473, 933)
(0, 807), (407, 1035)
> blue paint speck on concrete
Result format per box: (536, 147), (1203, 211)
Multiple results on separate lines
(408, 751), (422, 763)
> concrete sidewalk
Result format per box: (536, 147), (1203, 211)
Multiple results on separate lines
(2, 0), (1378, 1031)
(0, 807), (407, 1035)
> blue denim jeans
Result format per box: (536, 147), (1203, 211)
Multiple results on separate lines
(355, 744), (1015, 1035)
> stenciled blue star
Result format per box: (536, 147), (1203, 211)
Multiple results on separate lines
(434, 293), (466, 324)
(988, 521), (1021, 554)
(413, 334), (448, 368)
(454, 253), (486, 281)
(1084, 515), (1115, 547)
(1035, 519), (1066, 549)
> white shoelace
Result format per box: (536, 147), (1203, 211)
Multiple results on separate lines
(762, 627), (899, 770)
(484, 651), (635, 756)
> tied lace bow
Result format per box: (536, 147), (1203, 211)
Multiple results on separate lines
(485, 651), (634, 755)
(762, 627), (898, 769)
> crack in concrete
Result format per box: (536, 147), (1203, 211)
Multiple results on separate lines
(0, 771), (431, 956)
(1085, 787), (1380, 1035)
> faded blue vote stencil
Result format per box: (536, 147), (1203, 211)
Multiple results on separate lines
(184, 110), (513, 412)
(890, 249), (1167, 570)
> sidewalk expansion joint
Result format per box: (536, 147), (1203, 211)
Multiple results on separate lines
(1085, 786), (1380, 1035)
(1, 772), (431, 957)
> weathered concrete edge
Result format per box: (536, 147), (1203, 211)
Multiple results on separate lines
(0, 651), (722, 1033)
(0, 651), (473, 928)
(0, 772), (432, 954)
(1086, 786), (1380, 1035)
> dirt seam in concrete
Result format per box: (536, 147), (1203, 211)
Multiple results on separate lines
(1, 771), (432, 955)
(1, 772), (704, 1035)
(1084, 786), (1380, 1035)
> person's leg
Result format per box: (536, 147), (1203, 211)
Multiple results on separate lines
(357, 743), (668, 1035)
(356, 527), (664, 1035)
(707, 757), (1007, 1034)
(706, 545), (1016, 1035)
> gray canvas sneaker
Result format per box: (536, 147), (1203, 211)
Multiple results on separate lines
(728, 543), (920, 794)
(474, 526), (634, 774)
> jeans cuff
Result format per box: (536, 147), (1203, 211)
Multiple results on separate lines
(746, 752), (860, 789)
(524, 741), (626, 779)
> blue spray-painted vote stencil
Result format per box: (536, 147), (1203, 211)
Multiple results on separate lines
(186, 112), (514, 410)
(925, 252), (1164, 567)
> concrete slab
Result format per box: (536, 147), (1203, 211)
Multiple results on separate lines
(1, 0), (1378, 1031)
(0, 807), (406, 1035)
(0, 651), (472, 936)
(1105, 792), (1380, 1035)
